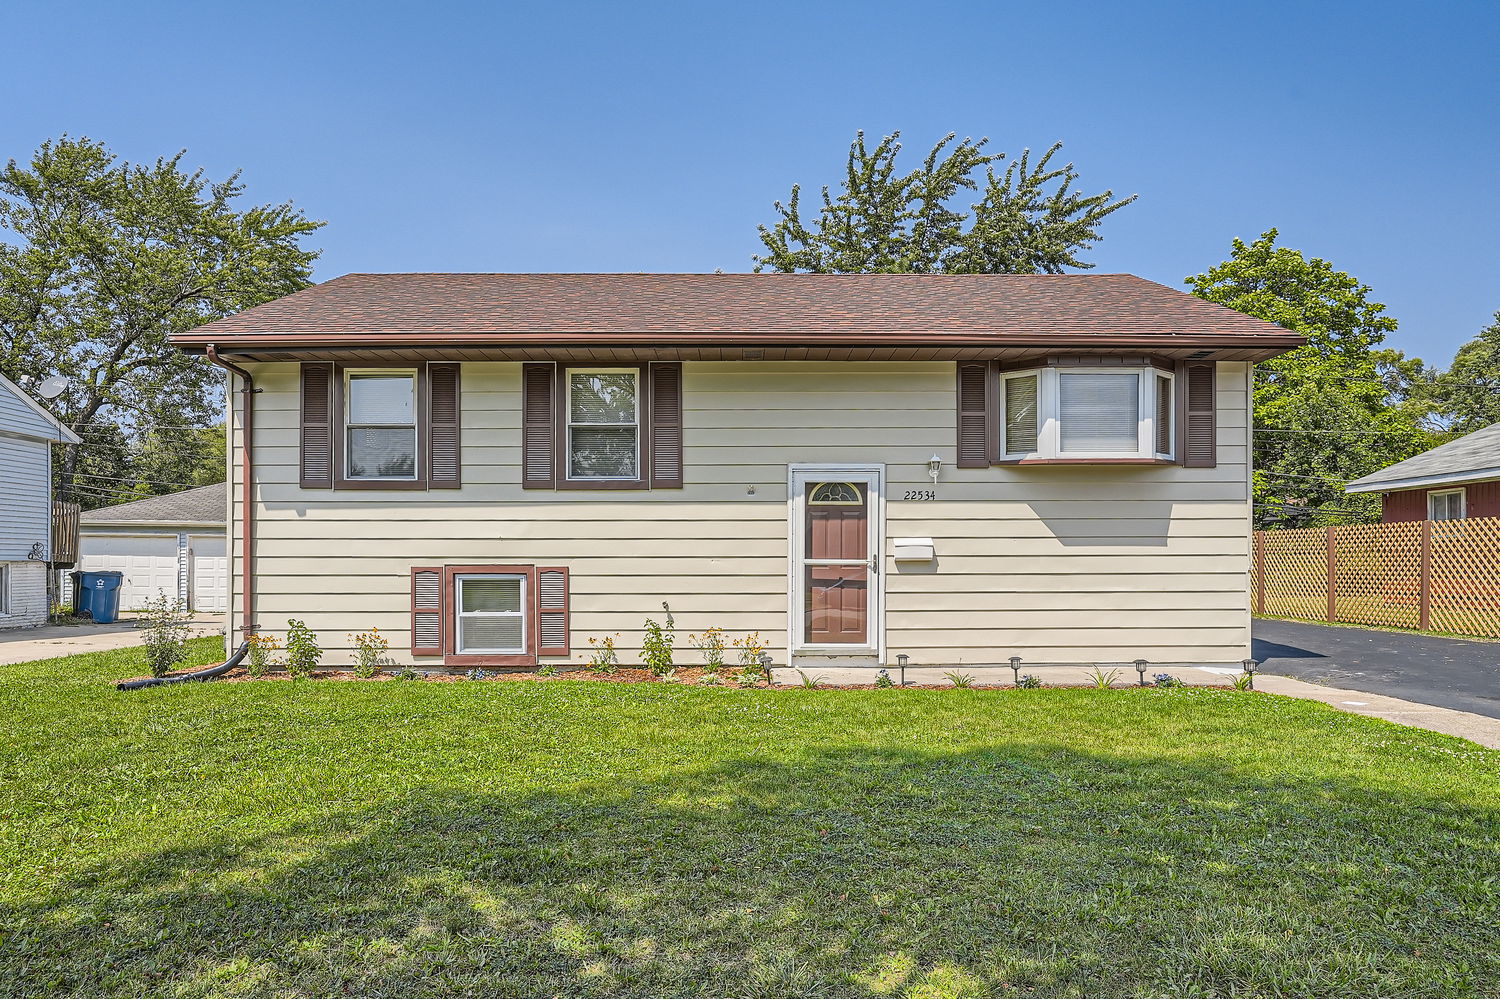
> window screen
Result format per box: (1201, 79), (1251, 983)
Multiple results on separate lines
(1058, 372), (1140, 453)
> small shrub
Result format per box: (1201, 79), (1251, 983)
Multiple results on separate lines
(796, 671), (824, 689)
(641, 602), (676, 677)
(283, 619), (322, 680)
(348, 628), (394, 679)
(392, 667), (421, 681)
(1231, 671), (1255, 691)
(1015, 674), (1043, 689)
(586, 634), (621, 674)
(944, 671), (977, 689)
(537, 665), (560, 677)
(138, 594), (190, 678)
(245, 631), (281, 679)
(874, 669), (895, 688)
(465, 668), (491, 681)
(732, 668), (763, 687)
(690, 626), (728, 670)
(1153, 672), (1184, 688)
(1086, 666), (1122, 689)
(699, 671), (723, 685)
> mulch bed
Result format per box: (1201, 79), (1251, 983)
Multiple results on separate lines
(121, 664), (1238, 691)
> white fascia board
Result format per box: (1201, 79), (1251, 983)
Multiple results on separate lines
(0, 373), (82, 443)
(1345, 468), (1500, 494)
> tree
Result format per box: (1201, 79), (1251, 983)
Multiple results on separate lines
(754, 131), (1135, 274)
(1185, 230), (1442, 527)
(1432, 311), (1500, 433)
(0, 136), (322, 508)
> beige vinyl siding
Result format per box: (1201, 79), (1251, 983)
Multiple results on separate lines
(227, 360), (1253, 666)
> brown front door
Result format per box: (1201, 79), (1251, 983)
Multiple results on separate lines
(804, 481), (870, 645)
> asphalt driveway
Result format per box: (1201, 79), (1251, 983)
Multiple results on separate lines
(1254, 619), (1500, 720)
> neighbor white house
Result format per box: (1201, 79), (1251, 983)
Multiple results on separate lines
(171, 273), (1301, 669)
(0, 372), (80, 630)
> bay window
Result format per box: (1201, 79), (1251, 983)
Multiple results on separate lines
(999, 366), (1174, 461)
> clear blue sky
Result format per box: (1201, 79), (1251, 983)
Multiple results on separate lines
(5, 0), (1497, 364)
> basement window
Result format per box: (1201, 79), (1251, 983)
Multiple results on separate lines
(1000, 367), (1174, 460)
(454, 574), (528, 655)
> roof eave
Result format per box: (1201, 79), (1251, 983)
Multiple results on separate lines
(174, 331), (1305, 357)
(1345, 467), (1500, 494)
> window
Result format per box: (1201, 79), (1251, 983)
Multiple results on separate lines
(521, 362), (683, 490)
(345, 370), (417, 479)
(998, 366), (1173, 460)
(1003, 372), (1039, 454)
(809, 481), (862, 504)
(567, 369), (640, 480)
(0, 564), (9, 616)
(1428, 488), (1466, 521)
(1058, 371), (1139, 453)
(454, 574), (527, 654)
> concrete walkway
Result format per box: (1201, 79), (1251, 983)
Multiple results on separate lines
(0, 614), (225, 666)
(772, 663), (1500, 749)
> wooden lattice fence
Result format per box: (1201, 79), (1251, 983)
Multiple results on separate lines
(1254, 517), (1500, 639)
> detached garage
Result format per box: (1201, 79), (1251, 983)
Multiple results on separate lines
(75, 484), (227, 613)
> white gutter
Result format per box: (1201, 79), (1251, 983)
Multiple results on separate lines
(1345, 468), (1500, 494)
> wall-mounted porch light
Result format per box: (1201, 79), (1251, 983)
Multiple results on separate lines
(928, 454), (942, 484)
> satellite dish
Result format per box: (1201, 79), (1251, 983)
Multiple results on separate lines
(37, 376), (69, 400)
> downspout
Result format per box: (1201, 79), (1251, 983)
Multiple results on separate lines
(205, 345), (257, 640)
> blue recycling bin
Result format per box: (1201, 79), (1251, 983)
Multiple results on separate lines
(76, 571), (125, 624)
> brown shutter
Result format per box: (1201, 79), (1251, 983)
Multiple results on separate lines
(1183, 362), (1217, 468)
(956, 362), (995, 467)
(648, 362), (684, 488)
(522, 363), (556, 489)
(411, 566), (444, 656)
(537, 566), (570, 656)
(427, 363), (462, 488)
(300, 363), (333, 488)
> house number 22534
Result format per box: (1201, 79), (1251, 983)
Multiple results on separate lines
(903, 490), (936, 501)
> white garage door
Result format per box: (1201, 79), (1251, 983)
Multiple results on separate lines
(76, 534), (179, 611)
(190, 535), (228, 614)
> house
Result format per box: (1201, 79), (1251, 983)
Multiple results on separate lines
(0, 372), (81, 630)
(74, 484), (228, 613)
(1345, 422), (1500, 522)
(170, 273), (1302, 670)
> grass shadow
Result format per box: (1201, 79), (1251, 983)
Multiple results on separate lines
(3, 739), (1497, 997)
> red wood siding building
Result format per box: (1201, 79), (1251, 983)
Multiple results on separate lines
(1380, 480), (1500, 522)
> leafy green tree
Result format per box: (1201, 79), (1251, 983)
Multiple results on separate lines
(1432, 311), (1500, 433)
(1186, 230), (1442, 527)
(0, 136), (321, 508)
(754, 131), (1135, 274)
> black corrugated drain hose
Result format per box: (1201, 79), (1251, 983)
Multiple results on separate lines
(117, 641), (251, 691)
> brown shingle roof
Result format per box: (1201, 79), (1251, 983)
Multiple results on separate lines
(173, 273), (1303, 349)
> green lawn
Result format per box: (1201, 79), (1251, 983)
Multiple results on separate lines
(2, 639), (1498, 998)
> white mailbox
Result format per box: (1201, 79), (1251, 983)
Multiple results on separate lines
(893, 537), (936, 561)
